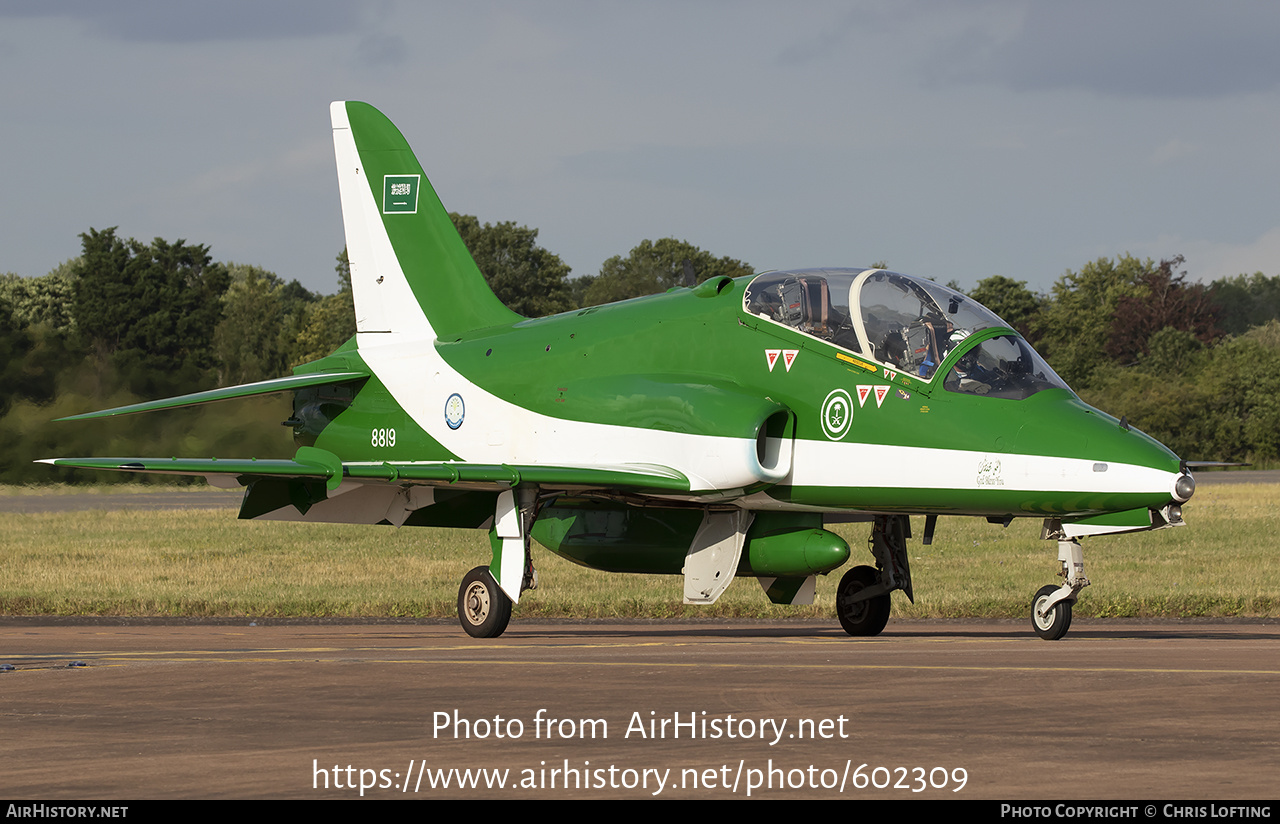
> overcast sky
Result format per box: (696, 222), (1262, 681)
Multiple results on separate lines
(4, 1), (1279, 296)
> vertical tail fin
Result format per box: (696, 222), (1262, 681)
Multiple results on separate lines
(330, 101), (519, 341)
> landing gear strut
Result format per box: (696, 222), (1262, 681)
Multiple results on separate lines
(1031, 531), (1090, 641)
(457, 487), (540, 638)
(835, 515), (914, 638)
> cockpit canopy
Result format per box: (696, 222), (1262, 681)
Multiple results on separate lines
(743, 268), (1070, 400)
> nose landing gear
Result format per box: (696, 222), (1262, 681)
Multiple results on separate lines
(1032, 535), (1089, 641)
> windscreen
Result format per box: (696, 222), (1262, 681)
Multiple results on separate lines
(855, 271), (1006, 379)
(744, 268), (1057, 391)
(943, 334), (1071, 400)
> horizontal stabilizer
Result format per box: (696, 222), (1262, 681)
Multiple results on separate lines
(38, 456), (335, 483)
(54, 371), (369, 421)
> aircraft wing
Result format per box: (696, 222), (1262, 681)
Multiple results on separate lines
(38, 451), (691, 495)
(43, 365), (698, 511)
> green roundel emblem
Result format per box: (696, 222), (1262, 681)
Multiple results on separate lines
(444, 393), (465, 429)
(821, 389), (852, 440)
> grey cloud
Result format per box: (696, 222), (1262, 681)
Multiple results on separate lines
(926, 2), (1280, 98)
(0, 0), (364, 43)
(356, 33), (409, 68)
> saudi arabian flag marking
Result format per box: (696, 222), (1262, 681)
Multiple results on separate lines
(383, 175), (420, 214)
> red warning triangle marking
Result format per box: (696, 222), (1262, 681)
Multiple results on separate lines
(782, 350), (798, 371)
(765, 350), (780, 371)
(856, 385), (872, 407)
(874, 386), (889, 408)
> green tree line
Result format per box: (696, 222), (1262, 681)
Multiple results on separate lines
(4, 217), (1280, 484)
(0, 219), (749, 483)
(969, 254), (1280, 464)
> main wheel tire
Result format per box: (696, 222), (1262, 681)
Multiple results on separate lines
(836, 565), (891, 637)
(458, 566), (512, 638)
(1031, 584), (1072, 641)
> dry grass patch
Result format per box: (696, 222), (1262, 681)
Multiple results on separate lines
(1, 483), (1276, 619)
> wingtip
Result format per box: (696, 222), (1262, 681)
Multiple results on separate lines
(52, 412), (94, 423)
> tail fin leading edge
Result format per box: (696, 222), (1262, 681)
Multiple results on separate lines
(330, 101), (519, 340)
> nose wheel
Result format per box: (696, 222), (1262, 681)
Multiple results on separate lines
(458, 566), (512, 638)
(1032, 585), (1072, 640)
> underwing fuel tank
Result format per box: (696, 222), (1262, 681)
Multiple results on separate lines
(531, 503), (850, 577)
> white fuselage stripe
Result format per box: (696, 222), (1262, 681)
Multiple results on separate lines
(785, 440), (1175, 496)
(335, 112), (1177, 504)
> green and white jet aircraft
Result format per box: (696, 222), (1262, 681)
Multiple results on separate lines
(44, 101), (1197, 641)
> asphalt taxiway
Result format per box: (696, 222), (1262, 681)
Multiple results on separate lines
(2, 619), (1277, 799)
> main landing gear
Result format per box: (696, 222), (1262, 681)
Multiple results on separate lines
(1031, 533), (1089, 641)
(457, 487), (539, 638)
(836, 565), (890, 636)
(836, 514), (914, 637)
(458, 566), (512, 639)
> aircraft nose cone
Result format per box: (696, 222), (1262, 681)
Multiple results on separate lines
(1174, 472), (1195, 503)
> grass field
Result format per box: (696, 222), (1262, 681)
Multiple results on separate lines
(1, 483), (1276, 620)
